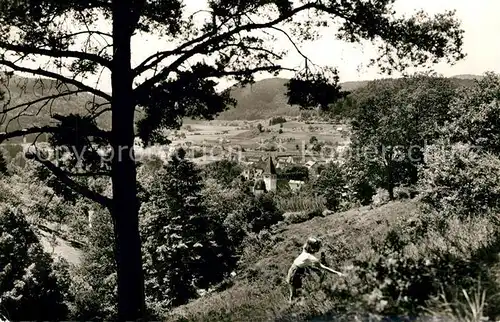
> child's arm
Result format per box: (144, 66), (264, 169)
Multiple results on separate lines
(317, 263), (344, 276)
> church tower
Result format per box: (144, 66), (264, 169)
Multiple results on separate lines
(263, 156), (277, 192)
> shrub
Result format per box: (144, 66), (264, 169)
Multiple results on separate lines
(269, 117), (286, 126)
(419, 143), (500, 218)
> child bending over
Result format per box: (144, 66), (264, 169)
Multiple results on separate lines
(286, 237), (343, 303)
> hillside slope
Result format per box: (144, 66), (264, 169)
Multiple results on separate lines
(166, 200), (422, 322)
(216, 78), (372, 121)
(0, 74), (111, 143)
(217, 75), (483, 121)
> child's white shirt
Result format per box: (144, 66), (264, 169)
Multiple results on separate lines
(293, 251), (320, 268)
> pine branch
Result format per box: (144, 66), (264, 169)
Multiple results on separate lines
(1, 89), (86, 114)
(0, 41), (112, 69)
(133, 2), (321, 92)
(0, 59), (112, 101)
(25, 148), (112, 208)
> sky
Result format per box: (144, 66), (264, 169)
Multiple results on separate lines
(126, 0), (500, 92)
(9, 0), (500, 93)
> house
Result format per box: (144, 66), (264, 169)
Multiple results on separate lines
(242, 167), (255, 180)
(275, 159), (287, 169)
(304, 160), (316, 169)
(285, 156), (295, 164)
(289, 180), (305, 192)
(304, 160), (324, 178)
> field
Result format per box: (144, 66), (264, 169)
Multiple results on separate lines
(168, 118), (350, 165)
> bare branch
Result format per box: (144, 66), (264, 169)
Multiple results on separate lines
(0, 41), (112, 69)
(25, 148), (112, 208)
(206, 65), (294, 78)
(133, 2), (322, 94)
(54, 30), (113, 40)
(0, 59), (112, 101)
(0, 89), (86, 114)
(268, 26), (309, 62)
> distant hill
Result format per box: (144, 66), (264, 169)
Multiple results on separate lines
(450, 74), (484, 80)
(217, 75), (483, 121)
(0, 74), (111, 143)
(216, 78), (372, 121)
(0, 73), (485, 143)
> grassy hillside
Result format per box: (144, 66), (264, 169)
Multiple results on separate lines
(165, 200), (418, 321)
(165, 198), (500, 321)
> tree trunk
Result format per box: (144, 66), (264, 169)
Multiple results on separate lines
(111, 1), (145, 320)
(386, 160), (395, 200)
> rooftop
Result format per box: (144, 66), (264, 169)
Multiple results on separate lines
(263, 156), (277, 175)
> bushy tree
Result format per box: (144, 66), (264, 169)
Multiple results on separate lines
(202, 159), (243, 186)
(139, 149), (233, 313)
(445, 73), (500, 155)
(418, 73), (500, 218)
(70, 208), (117, 321)
(0, 207), (70, 321)
(419, 143), (500, 218)
(203, 179), (282, 250)
(350, 75), (459, 199)
(313, 162), (347, 211)
(269, 117), (286, 126)
(0, 0), (466, 318)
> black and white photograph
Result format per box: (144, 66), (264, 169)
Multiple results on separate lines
(0, 0), (499, 321)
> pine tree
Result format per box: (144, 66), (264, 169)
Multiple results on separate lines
(140, 148), (234, 313)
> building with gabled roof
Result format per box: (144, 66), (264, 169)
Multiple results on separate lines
(262, 156), (277, 192)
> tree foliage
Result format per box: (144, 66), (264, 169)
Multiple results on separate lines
(70, 208), (117, 321)
(313, 162), (347, 211)
(0, 207), (70, 321)
(202, 159), (243, 186)
(444, 73), (500, 154)
(419, 73), (500, 218)
(419, 143), (500, 218)
(349, 75), (459, 198)
(278, 165), (309, 181)
(139, 149), (234, 312)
